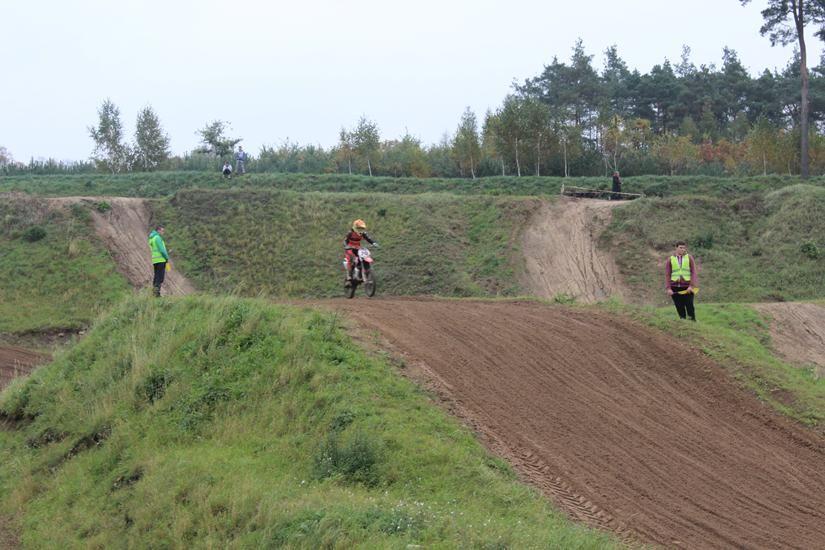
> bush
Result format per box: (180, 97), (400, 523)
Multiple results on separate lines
(22, 226), (47, 242)
(800, 241), (821, 259)
(94, 201), (111, 213)
(312, 430), (382, 486)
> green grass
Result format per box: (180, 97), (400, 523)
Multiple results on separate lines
(601, 299), (825, 429)
(0, 195), (129, 334)
(154, 189), (540, 298)
(0, 295), (618, 548)
(3, 171), (825, 199)
(602, 185), (825, 304)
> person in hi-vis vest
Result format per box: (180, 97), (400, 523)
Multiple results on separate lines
(148, 224), (170, 297)
(665, 241), (698, 321)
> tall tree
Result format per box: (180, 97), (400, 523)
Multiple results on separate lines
(133, 106), (170, 171)
(496, 95), (528, 176)
(741, 0), (825, 178)
(196, 120), (241, 159)
(337, 128), (355, 175)
(0, 146), (12, 167)
(747, 116), (779, 174)
(452, 107), (481, 178)
(89, 98), (130, 173)
(352, 116), (380, 176)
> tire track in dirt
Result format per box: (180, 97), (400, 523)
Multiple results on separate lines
(49, 197), (194, 296)
(0, 345), (48, 391)
(325, 298), (825, 549)
(755, 302), (825, 379)
(521, 198), (624, 303)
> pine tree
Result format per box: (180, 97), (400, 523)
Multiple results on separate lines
(741, 0), (825, 178)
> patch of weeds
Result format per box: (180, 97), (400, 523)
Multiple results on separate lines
(358, 503), (428, 536)
(800, 241), (820, 259)
(136, 371), (172, 404)
(693, 232), (714, 249)
(312, 429), (382, 486)
(69, 425), (111, 456)
(111, 468), (144, 491)
(93, 200), (112, 213)
(329, 409), (355, 432)
(22, 226), (46, 242)
(70, 203), (91, 222)
(553, 293), (576, 305)
(26, 427), (68, 449)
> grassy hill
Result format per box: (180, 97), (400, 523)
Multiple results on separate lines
(152, 189), (540, 298)
(0, 295), (617, 548)
(0, 194), (128, 335)
(3, 171), (825, 199)
(602, 184), (825, 304)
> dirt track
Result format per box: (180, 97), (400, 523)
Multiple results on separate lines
(0, 345), (47, 391)
(49, 197), (194, 296)
(521, 198), (624, 302)
(756, 302), (825, 378)
(325, 298), (825, 548)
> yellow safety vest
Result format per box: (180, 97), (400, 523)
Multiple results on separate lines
(670, 254), (691, 282)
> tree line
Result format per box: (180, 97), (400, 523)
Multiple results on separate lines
(5, 2), (825, 178)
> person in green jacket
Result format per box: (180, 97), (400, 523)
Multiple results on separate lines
(148, 224), (170, 297)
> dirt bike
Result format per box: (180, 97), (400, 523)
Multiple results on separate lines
(344, 247), (376, 299)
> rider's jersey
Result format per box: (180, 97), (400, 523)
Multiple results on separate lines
(344, 231), (375, 250)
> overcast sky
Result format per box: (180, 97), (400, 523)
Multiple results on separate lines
(2, 0), (822, 162)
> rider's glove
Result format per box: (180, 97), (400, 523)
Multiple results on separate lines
(372, 242), (379, 248)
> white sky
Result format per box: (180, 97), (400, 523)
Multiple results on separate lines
(1, 0), (822, 162)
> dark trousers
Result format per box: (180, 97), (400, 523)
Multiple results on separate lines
(671, 290), (695, 320)
(153, 262), (166, 297)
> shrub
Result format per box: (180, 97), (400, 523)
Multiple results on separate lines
(94, 201), (111, 213)
(800, 241), (821, 259)
(312, 430), (382, 486)
(22, 226), (47, 242)
(693, 232), (714, 249)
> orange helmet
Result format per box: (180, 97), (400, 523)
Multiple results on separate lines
(352, 219), (367, 233)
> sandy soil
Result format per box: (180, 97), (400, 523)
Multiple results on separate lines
(0, 345), (48, 391)
(756, 302), (825, 378)
(323, 298), (825, 549)
(0, 345), (32, 548)
(49, 197), (194, 296)
(521, 198), (624, 302)
(0, 518), (18, 550)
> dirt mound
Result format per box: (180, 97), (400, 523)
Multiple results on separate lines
(0, 345), (48, 390)
(50, 198), (194, 296)
(521, 198), (624, 302)
(756, 302), (825, 378)
(325, 298), (825, 548)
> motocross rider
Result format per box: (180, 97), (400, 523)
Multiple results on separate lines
(344, 219), (377, 284)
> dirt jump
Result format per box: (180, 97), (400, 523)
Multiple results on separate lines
(521, 198), (624, 302)
(326, 298), (825, 548)
(0, 346), (48, 391)
(756, 302), (825, 379)
(50, 197), (194, 296)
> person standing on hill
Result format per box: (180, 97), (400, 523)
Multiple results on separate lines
(148, 224), (170, 297)
(235, 146), (247, 175)
(611, 171), (622, 199)
(666, 241), (698, 321)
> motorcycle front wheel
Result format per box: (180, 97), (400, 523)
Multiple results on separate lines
(364, 270), (376, 297)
